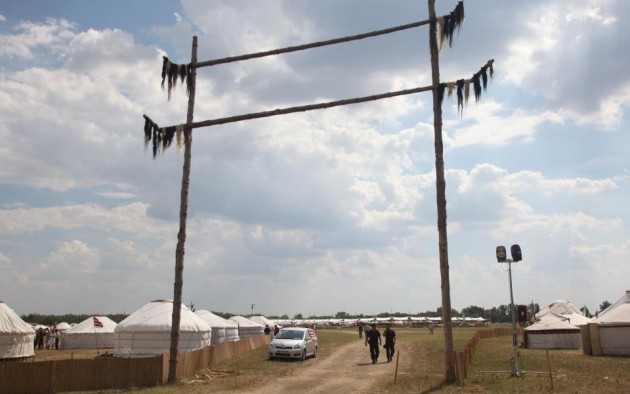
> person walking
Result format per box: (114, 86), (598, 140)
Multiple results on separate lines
(358, 324), (364, 338)
(364, 323), (381, 364)
(383, 324), (396, 362)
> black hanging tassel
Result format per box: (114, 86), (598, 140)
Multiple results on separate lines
(438, 83), (446, 107)
(441, 15), (451, 49)
(143, 115), (152, 149)
(179, 64), (187, 85)
(161, 56), (170, 90)
(443, 1), (465, 48)
(454, 2), (465, 27)
(456, 79), (465, 114)
(162, 126), (176, 151)
(481, 65), (488, 90)
(186, 63), (193, 97)
(472, 74), (482, 102)
(167, 62), (178, 100)
(152, 128), (160, 158)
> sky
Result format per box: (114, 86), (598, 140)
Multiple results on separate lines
(1, 0), (629, 319)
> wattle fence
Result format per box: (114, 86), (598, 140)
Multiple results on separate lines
(0, 335), (270, 394)
(451, 327), (522, 384)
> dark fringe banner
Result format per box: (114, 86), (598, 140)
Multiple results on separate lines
(438, 1), (464, 50)
(161, 56), (193, 100)
(143, 115), (184, 158)
(439, 59), (494, 116)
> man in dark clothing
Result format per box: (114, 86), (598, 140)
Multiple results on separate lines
(364, 323), (382, 364)
(383, 324), (396, 362)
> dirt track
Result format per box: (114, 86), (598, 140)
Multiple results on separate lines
(234, 339), (406, 394)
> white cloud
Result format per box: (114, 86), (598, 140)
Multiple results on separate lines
(0, 18), (75, 60)
(0, 203), (171, 238)
(40, 240), (100, 274)
(2, 1), (630, 316)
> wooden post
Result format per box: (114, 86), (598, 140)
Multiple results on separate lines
(394, 350), (400, 383)
(428, 0), (455, 383)
(546, 349), (554, 390)
(168, 35), (198, 384)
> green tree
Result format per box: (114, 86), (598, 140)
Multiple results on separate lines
(293, 313), (303, 319)
(461, 305), (486, 318)
(335, 311), (349, 319)
(599, 300), (612, 312)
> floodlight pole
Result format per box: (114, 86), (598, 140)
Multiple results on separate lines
(506, 258), (522, 377)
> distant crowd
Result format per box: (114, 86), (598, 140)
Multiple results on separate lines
(34, 326), (62, 350)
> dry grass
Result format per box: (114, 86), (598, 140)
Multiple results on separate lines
(380, 327), (630, 394)
(56, 326), (630, 394)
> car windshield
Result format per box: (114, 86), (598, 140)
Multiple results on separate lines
(276, 330), (305, 340)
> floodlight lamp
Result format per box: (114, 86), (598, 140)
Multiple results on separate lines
(496, 245), (506, 262)
(511, 244), (522, 262)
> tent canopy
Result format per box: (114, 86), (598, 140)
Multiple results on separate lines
(535, 300), (583, 320)
(594, 290), (630, 325)
(116, 299), (211, 332)
(61, 316), (117, 349)
(0, 301), (35, 359)
(114, 299), (211, 357)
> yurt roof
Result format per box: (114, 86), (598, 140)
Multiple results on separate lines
(248, 315), (277, 327)
(64, 316), (117, 333)
(535, 300), (583, 319)
(55, 322), (72, 331)
(525, 318), (579, 331)
(116, 299), (211, 332)
(228, 315), (263, 328)
(594, 290), (630, 324)
(195, 310), (232, 327)
(0, 301), (35, 334)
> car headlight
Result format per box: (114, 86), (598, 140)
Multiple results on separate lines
(269, 344), (275, 350)
(293, 343), (302, 350)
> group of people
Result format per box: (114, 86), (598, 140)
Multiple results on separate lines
(34, 326), (61, 350)
(361, 323), (396, 364)
(264, 324), (280, 336)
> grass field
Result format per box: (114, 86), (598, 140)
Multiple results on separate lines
(384, 327), (630, 393)
(58, 326), (630, 394)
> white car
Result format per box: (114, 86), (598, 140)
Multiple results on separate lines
(268, 327), (318, 361)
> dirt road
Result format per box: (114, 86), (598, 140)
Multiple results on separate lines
(236, 340), (404, 394)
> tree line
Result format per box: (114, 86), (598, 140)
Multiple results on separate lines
(22, 300), (612, 326)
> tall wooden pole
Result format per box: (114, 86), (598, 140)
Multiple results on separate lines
(427, 0), (455, 383)
(168, 35), (198, 384)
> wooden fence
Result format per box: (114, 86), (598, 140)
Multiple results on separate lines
(451, 327), (521, 385)
(0, 335), (270, 394)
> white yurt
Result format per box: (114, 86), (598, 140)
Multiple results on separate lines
(114, 299), (211, 358)
(195, 310), (240, 344)
(525, 316), (582, 349)
(0, 301), (35, 359)
(228, 315), (264, 337)
(590, 289), (630, 356)
(223, 318), (240, 341)
(55, 322), (72, 331)
(248, 315), (278, 331)
(61, 316), (117, 349)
